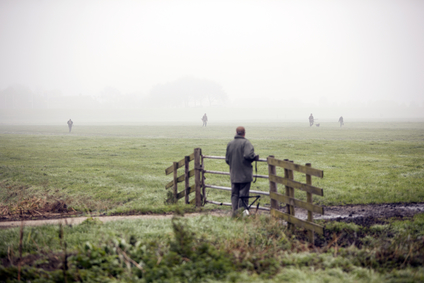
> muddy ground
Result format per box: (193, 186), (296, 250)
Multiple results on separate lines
(299, 202), (424, 226)
(1, 202), (423, 229)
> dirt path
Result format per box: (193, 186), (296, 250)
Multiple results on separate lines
(1, 203), (423, 229)
(0, 212), (230, 229)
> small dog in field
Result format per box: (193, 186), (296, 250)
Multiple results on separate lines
(316, 123), (320, 127)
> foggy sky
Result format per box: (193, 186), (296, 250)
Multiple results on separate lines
(1, 0), (423, 106)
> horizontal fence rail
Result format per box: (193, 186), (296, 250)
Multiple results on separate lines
(165, 169), (195, 189)
(268, 157), (324, 178)
(270, 192), (324, 214)
(176, 185), (195, 200)
(204, 185), (270, 196)
(202, 155), (224, 160)
(205, 200), (270, 211)
(202, 155), (268, 163)
(271, 209), (324, 234)
(203, 170), (269, 179)
(165, 153), (194, 175)
(269, 175), (323, 196)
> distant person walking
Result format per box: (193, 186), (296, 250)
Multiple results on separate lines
(338, 116), (344, 127)
(309, 113), (314, 127)
(202, 113), (208, 127)
(225, 126), (259, 217)
(67, 119), (73, 133)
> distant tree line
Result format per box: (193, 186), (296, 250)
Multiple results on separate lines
(0, 78), (228, 109)
(0, 85), (45, 109)
(0, 85), (99, 109)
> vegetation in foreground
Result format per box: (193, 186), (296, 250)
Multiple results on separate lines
(0, 123), (423, 216)
(1, 212), (424, 282)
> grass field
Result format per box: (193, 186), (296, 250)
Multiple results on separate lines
(0, 122), (424, 215)
(1, 122), (424, 282)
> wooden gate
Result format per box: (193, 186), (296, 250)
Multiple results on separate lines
(165, 148), (325, 243)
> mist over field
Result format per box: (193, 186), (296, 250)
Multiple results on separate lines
(1, 0), (423, 124)
(1, 105), (424, 125)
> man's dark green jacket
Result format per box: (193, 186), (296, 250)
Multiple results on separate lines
(225, 135), (257, 183)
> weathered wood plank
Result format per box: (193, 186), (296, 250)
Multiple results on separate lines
(165, 153), (194, 175)
(271, 209), (324, 234)
(194, 148), (202, 207)
(283, 159), (291, 219)
(185, 156), (190, 204)
(287, 160), (295, 231)
(165, 169), (195, 189)
(268, 155), (278, 210)
(165, 164), (174, 176)
(165, 180), (173, 189)
(306, 163), (314, 243)
(268, 158), (323, 178)
(270, 192), (324, 214)
(201, 154), (205, 205)
(173, 162), (178, 199)
(269, 174), (324, 196)
(176, 185), (195, 200)
(178, 169), (195, 182)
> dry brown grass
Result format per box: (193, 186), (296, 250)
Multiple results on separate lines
(0, 195), (74, 218)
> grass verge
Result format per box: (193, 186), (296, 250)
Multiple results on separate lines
(1, 212), (424, 282)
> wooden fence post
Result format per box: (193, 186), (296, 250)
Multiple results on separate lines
(306, 163), (314, 243)
(268, 155), (278, 210)
(283, 159), (292, 230)
(289, 160), (295, 216)
(201, 154), (206, 206)
(173, 162), (178, 201)
(184, 156), (190, 204)
(194, 148), (202, 207)
(288, 160), (295, 231)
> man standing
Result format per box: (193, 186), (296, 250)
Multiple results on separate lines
(202, 113), (208, 127)
(67, 119), (73, 133)
(309, 113), (314, 127)
(225, 126), (259, 216)
(338, 116), (344, 127)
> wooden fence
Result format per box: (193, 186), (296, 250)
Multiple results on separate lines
(164, 148), (203, 206)
(165, 148), (325, 243)
(267, 156), (324, 242)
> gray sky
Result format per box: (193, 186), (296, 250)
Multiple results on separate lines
(1, 0), (423, 106)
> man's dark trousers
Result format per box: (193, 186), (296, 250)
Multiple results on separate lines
(231, 182), (251, 214)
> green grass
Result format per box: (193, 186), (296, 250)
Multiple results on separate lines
(1, 122), (424, 214)
(1, 122), (424, 281)
(1, 213), (424, 282)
